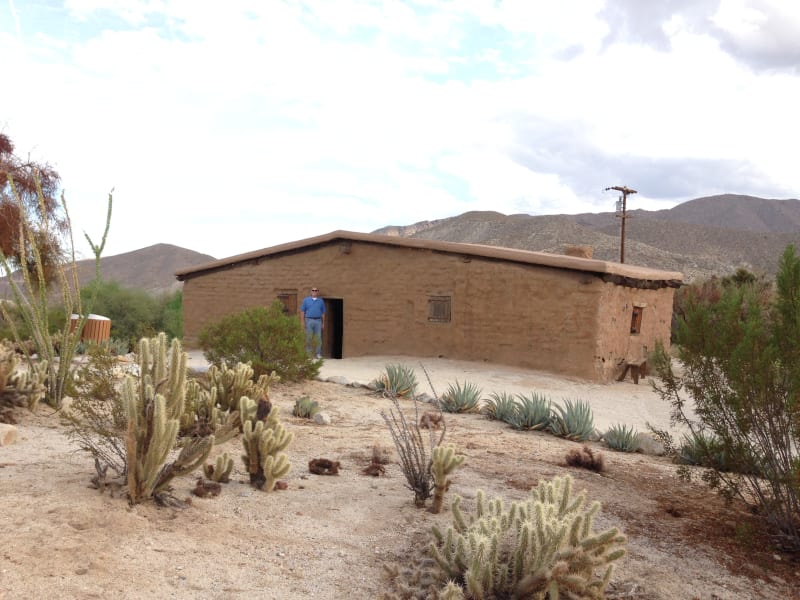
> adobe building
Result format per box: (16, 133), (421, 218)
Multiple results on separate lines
(175, 231), (683, 383)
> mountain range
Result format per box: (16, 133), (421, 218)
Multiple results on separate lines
(3, 194), (798, 297)
(374, 194), (800, 282)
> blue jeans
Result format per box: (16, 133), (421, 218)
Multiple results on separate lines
(305, 319), (322, 356)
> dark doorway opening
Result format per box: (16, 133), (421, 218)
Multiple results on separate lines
(322, 298), (343, 359)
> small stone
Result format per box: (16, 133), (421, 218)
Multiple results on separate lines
(74, 568), (88, 575)
(0, 424), (18, 447)
(313, 412), (332, 425)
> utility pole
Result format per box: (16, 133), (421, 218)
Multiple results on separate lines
(605, 185), (637, 263)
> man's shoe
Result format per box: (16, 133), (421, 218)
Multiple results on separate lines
(316, 354), (322, 359)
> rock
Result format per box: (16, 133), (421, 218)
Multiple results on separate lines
(313, 412), (332, 425)
(325, 376), (349, 385)
(636, 434), (666, 456)
(415, 392), (436, 404)
(0, 423), (18, 446)
(587, 429), (603, 442)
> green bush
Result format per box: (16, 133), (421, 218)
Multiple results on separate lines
(78, 282), (183, 349)
(159, 289), (183, 339)
(603, 424), (641, 453)
(674, 430), (759, 474)
(199, 301), (319, 382)
(438, 380), (482, 413)
(651, 244), (800, 549)
(0, 303), (67, 343)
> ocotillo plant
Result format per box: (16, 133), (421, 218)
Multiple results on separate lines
(0, 181), (112, 408)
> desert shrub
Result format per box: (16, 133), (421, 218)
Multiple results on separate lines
(676, 430), (725, 467)
(0, 303), (67, 343)
(61, 343), (127, 476)
(548, 398), (595, 442)
(199, 301), (319, 382)
(372, 363), (418, 398)
(651, 244), (800, 549)
(293, 396), (321, 419)
(482, 390), (517, 422)
(509, 391), (551, 430)
(421, 474), (626, 598)
(603, 424), (641, 453)
(80, 280), (183, 347)
(159, 289), (183, 339)
(438, 380), (482, 413)
(565, 445), (605, 473)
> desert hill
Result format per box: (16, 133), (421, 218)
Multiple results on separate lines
(374, 194), (800, 282)
(0, 243), (215, 298)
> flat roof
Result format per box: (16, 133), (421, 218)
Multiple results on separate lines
(175, 230), (683, 284)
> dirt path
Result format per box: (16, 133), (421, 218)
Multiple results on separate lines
(1, 378), (797, 599)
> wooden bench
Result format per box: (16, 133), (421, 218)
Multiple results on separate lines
(617, 358), (647, 384)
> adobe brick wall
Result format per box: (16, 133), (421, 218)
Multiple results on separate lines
(182, 240), (675, 382)
(594, 283), (675, 381)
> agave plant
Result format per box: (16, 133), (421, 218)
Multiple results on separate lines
(482, 391), (517, 423)
(438, 380), (482, 413)
(509, 391), (551, 430)
(548, 398), (595, 441)
(372, 364), (418, 398)
(603, 424), (641, 452)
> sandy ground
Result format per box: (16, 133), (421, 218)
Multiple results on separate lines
(1, 356), (798, 599)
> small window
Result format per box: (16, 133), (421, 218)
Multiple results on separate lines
(428, 296), (451, 323)
(630, 306), (643, 334)
(277, 291), (297, 316)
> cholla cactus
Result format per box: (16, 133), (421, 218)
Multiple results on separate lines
(0, 340), (16, 391)
(241, 410), (293, 492)
(204, 452), (235, 483)
(124, 377), (213, 504)
(124, 334), (212, 504)
(182, 380), (239, 443)
(137, 333), (186, 421)
(430, 475), (626, 599)
(430, 444), (465, 514)
(11, 361), (48, 410)
(206, 362), (280, 412)
(1, 339), (47, 409)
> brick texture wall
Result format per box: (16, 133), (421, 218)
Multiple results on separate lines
(182, 240), (674, 382)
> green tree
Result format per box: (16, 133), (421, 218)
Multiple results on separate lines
(652, 245), (800, 550)
(78, 282), (183, 346)
(199, 301), (319, 381)
(80, 280), (160, 345)
(159, 289), (183, 339)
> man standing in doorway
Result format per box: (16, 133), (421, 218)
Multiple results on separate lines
(300, 286), (325, 359)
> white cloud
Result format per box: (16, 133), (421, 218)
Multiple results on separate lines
(1, 0), (797, 260)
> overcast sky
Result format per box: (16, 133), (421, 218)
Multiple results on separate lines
(2, 0), (799, 260)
